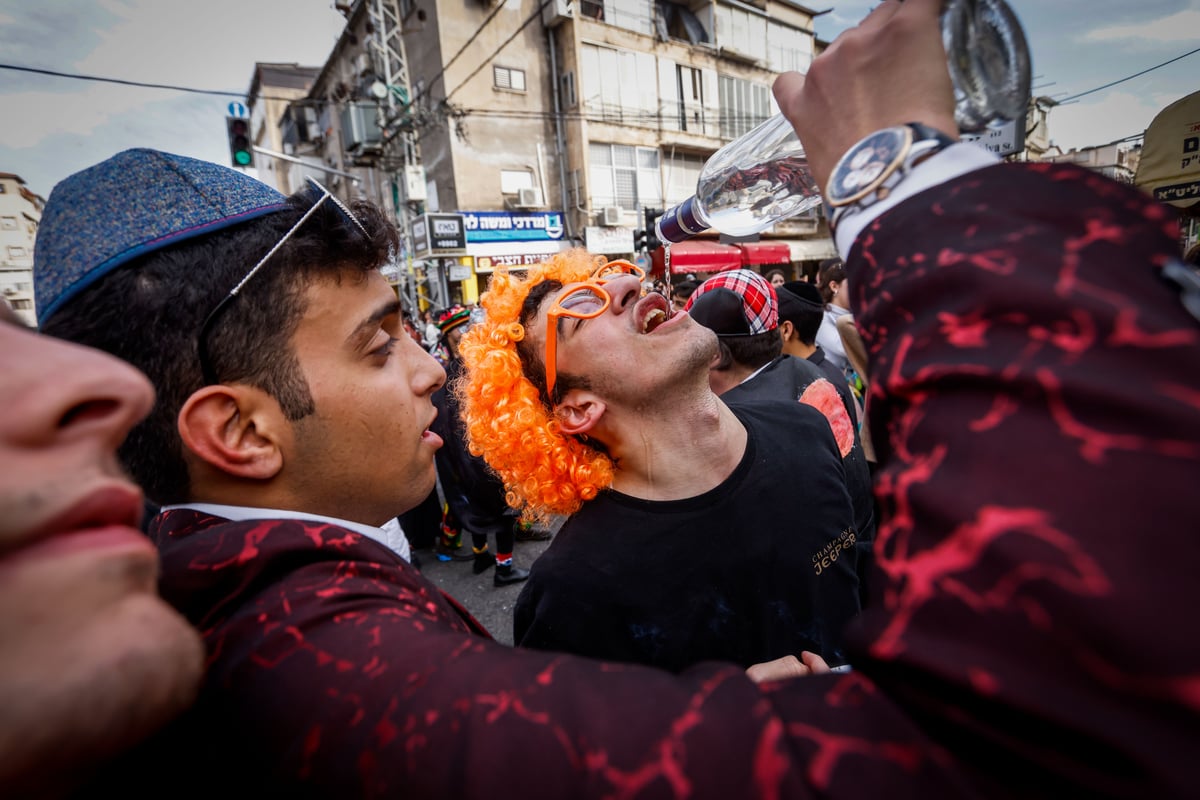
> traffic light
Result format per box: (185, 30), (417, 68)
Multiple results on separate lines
(643, 207), (663, 251)
(633, 228), (648, 251)
(225, 117), (253, 167)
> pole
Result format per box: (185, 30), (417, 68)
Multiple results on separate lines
(250, 146), (363, 184)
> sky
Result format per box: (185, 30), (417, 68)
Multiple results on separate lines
(2, 0), (1198, 199)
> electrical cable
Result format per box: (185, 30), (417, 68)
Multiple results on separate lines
(0, 62), (250, 99)
(444, 0), (555, 101)
(412, 0), (512, 104)
(1056, 45), (1200, 104)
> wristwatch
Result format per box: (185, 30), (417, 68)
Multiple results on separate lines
(826, 123), (956, 232)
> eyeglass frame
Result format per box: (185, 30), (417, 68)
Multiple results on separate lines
(196, 177), (368, 386)
(543, 260), (646, 402)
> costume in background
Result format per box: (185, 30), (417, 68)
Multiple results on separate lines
(515, 401), (860, 671)
(808, 345), (859, 426)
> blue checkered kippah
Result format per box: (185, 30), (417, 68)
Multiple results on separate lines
(685, 269), (778, 336)
(34, 148), (288, 325)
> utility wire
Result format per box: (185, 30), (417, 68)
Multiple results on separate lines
(0, 62), (303, 103)
(1056, 45), (1200, 104)
(444, 0), (555, 102)
(0, 62), (248, 98)
(413, 0), (512, 103)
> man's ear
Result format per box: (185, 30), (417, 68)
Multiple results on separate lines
(779, 320), (795, 342)
(554, 389), (606, 437)
(177, 385), (285, 480)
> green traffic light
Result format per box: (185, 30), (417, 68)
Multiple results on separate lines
(234, 151), (252, 166)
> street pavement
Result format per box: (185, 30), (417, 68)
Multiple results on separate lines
(414, 519), (561, 646)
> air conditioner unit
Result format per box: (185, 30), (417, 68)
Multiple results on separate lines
(341, 102), (382, 154)
(516, 187), (544, 208)
(601, 205), (623, 226)
(541, 0), (574, 27)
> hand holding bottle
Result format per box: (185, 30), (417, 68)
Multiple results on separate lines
(773, 0), (958, 194)
(656, 0), (1029, 244)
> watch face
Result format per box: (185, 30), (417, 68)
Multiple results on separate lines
(828, 126), (911, 206)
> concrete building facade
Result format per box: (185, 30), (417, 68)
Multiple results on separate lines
(249, 0), (835, 308)
(0, 172), (44, 327)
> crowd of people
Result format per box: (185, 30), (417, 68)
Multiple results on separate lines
(3, 0), (1197, 796)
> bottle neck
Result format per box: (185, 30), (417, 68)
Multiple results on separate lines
(656, 197), (710, 243)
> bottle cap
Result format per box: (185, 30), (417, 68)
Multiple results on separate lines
(656, 197), (708, 243)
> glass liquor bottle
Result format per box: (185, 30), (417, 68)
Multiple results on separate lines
(656, 0), (1031, 243)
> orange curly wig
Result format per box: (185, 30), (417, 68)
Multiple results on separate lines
(455, 248), (616, 521)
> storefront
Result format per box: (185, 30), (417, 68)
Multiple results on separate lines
(462, 210), (573, 296)
(651, 239), (742, 275)
(649, 237), (835, 278)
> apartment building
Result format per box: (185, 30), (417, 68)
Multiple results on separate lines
(0, 172), (43, 327)
(253, 0), (833, 307)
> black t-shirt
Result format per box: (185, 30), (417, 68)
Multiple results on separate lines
(808, 346), (858, 428)
(722, 355), (877, 605)
(514, 401), (860, 672)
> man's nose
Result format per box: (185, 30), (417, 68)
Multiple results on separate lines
(605, 275), (643, 312)
(22, 339), (154, 453)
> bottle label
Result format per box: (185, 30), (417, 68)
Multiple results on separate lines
(657, 197), (708, 243)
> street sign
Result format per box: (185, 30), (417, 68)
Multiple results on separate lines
(584, 225), (634, 255)
(411, 213), (467, 258)
(961, 118), (1025, 157)
(227, 101), (249, 119)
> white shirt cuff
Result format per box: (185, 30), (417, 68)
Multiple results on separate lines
(833, 142), (1001, 259)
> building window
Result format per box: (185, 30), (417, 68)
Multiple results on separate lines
(589, 142), (662, 211)
(1, 216), (17, 230)
(676, 65), (706, 133)
(560, 71), (577, 109)
(714, 3), (767, 60)
(603, 0), (652, 35)
(719, 75), (770, 139)
(663, 152), (705, 207)
(494, 66), (526, 92)
(7, 246), (28, 259)
(11, 298), (32, 310)
(579, 44), (657, 126)
(767, 21), (813, 74)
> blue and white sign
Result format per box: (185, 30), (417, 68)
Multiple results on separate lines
(463, 211), (565, 244)
(227, 101), (249, 119)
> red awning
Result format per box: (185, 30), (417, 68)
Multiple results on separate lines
(736, 241), (792, 265)
(652, 240), (743, 275)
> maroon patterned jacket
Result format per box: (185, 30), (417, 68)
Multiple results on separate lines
(97, 164), (1198, 798)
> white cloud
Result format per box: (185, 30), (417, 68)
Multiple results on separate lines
(1048, 90), (1162, 150)
(1085, 8), (1200, 44)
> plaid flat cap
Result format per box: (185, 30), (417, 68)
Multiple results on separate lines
(685, 269), (778, 336)
(34, 148), (288, 325)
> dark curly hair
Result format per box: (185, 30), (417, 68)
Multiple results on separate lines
(41, 189), (398, 504)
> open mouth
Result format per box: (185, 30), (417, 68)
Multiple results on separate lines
(638, 294), (673, 334)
